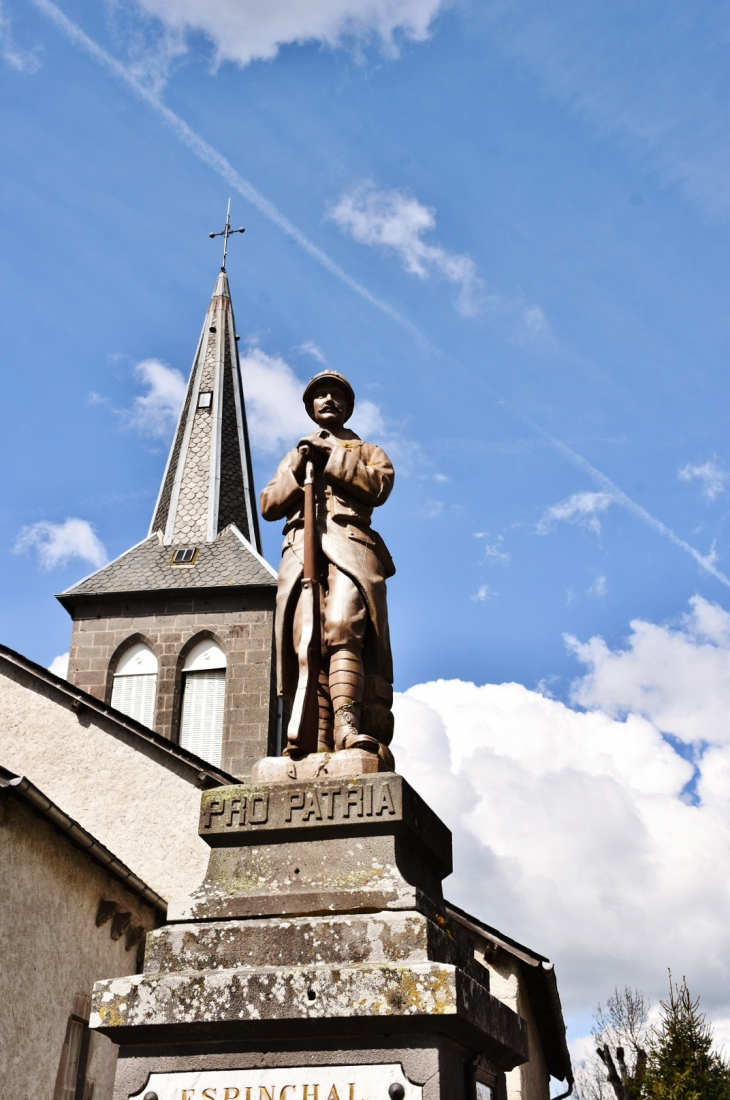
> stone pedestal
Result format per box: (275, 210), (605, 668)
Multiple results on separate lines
(91, 768), (527, 1100)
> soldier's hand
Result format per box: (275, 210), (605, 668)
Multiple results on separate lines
(297, 434), (333, 465)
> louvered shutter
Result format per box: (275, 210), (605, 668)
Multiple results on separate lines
(179, 669), (226, 766)
(111, 672), (157, 727)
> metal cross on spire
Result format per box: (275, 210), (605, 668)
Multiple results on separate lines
(209, 198), (245, 271)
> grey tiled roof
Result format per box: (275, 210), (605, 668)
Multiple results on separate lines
(60, 526), (276, 599)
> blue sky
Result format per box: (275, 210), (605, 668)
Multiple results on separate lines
(4, 0), (730, 1063)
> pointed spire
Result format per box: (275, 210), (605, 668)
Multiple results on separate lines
(149, 270), (262, 552)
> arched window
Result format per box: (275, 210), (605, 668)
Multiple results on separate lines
(111, 643), (157, 728)
(179, 639), (226, 766)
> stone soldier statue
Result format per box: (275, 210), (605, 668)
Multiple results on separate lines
(260, 370), (395, 764)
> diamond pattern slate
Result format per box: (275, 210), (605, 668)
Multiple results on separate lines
(61, 526), (276, 597)
(150, 272), (260, 551)
(217, 328), (251, 541)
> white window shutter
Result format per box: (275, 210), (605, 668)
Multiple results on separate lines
(179, 670), (226, 767)
(111, 672), (157, 728)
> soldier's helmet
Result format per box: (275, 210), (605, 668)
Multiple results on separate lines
(302, 371), (355, 422)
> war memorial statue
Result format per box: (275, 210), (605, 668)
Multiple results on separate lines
(260, 370), (395, 765)
(88, 367), (532, 1100)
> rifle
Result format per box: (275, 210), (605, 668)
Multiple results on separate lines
(286, 445), (321, 755)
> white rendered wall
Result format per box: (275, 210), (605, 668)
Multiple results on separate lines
(0, 794), (157, 1099)
(0, 665), (211, 903)
(472, 942), (551, 1100)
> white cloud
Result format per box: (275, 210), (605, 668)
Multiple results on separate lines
(349, 397), (385, 439)
(298, 341), (327, 365)
(49, 653), (69, 678)
(475, 533), (510, 564)
(471, 583), (496, 602)
(422, 498), (444, 518)
(517, 303), (550, 343)
(14, 518), (107, 571)
(679, 458), (728, 502)
(241, 347), (311, 455)
(240, 345), (387, 454)
(329, 181), (484, 316)
(537, 490), (616, 535)
(567, 595), (730, 746)
(31, 0), (428, 347)
(392, 595), (730, 1019)
(588, 573), (607, 597)
(534, 425), (730, 587)
(128, 358), (187, 438)
(131, 0), (449, 68)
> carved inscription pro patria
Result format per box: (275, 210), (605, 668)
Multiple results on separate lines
(132, 1064), (420, 1100)
(199, 776), (400, 837)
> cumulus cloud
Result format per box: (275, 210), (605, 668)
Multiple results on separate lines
(49, 653), (69, 678)
(241, 345), (386, 454)
(132, 0), (449, 67)
(392, 595), (730, 1020)
(567, 595), (730, 746)
(128, 358), (187, 438)
(679, 458), (728, 502)
(329, 182), (484, 316)
(350, 397), (386, 439)
(14, 518), (107, 571)
(537, 490), (616, 535)
(240, 347), (310, 455)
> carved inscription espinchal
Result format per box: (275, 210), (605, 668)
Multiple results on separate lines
(181, 1087), (356, 1100)
(133, 1062), (419, 1100)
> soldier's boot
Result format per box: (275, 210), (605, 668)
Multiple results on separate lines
(330, 646), (379, 754)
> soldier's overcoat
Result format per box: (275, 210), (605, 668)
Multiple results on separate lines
(260, 429), (395, 734)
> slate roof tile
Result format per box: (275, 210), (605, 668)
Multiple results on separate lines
(60, 526), (276, 598)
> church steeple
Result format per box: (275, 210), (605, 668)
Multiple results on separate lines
(149, 269), (261, 552)
(59, 252), (277, 779)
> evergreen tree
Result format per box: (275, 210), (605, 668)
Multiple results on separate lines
(643, 975), (730, 1100)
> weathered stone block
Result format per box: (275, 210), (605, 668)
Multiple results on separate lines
(143, 912), (482, 977)
(92, 961), (526, 1067)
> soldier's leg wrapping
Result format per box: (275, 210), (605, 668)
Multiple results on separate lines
(291, 590), (334, 752)
(323, 566), (378, 753)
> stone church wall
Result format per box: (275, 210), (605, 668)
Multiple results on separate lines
(66, 589), (276, 778)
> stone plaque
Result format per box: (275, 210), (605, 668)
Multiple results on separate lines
(131, 1064), (420, 1100)
(197, 776), (452, 878)
(199, 777), (401, 836)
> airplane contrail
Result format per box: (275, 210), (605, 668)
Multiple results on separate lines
(29, 0), (430, 349)
(24, 0), (730, 591)
(531, 419), (730, 588)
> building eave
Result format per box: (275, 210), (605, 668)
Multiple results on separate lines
(446, 900), (549, 965)
(446, 900), (573, 1086)
(0, 765), (167, 912)
(0, 643), (238, 790)
(56, 580), (276, 614)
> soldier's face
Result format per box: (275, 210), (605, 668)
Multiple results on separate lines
(311, 386), (348, 428)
